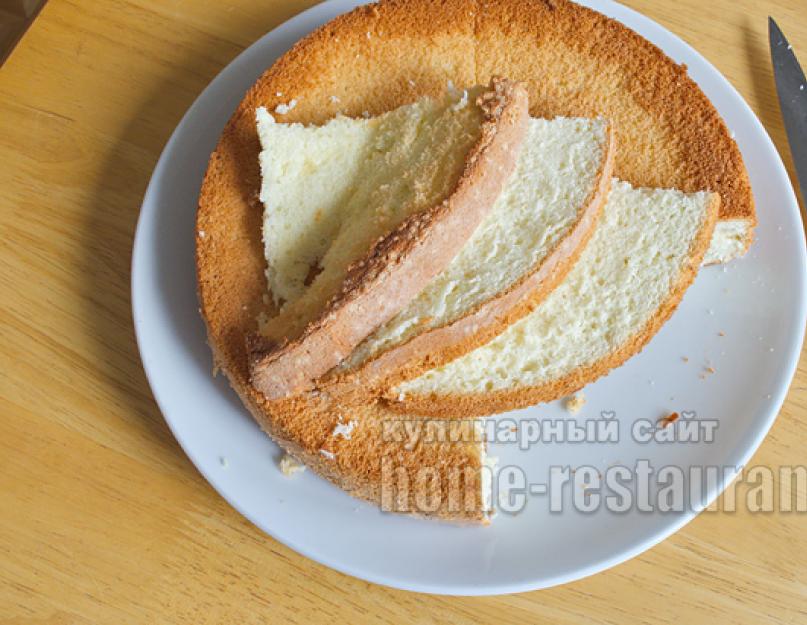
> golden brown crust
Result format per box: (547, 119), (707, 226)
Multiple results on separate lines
(248, 77), (529, 400)
(473, 0), (753, 237)
(390, 193), (722, 417)
(206, 331), (489, 522)
(328, 123), (615, 397)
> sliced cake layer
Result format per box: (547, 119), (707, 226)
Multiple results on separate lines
(249, 78), (529, 400)
(336, 116), (613, 389)
(257, 86), (484, 316)
(392, 180), (720, 416)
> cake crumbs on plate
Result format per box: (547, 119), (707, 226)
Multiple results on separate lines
(279, 453), (305, 476)
(658, 412), (679, 428)
(682, 356), (689, 363)
(565, 392), (586, 414)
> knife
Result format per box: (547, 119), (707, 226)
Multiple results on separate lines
(769, 17), (807, 211)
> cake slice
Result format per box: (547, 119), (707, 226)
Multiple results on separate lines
(329, 115), (614, 391)
(391, 180), (720, 416)
(248, 78), (529, 400)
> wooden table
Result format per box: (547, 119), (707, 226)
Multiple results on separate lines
(1, 1), (805, 622)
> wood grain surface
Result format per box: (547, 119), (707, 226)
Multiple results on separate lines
(1, 1), (805, 623)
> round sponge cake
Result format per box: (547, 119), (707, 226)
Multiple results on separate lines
(196, 0), (752, 520)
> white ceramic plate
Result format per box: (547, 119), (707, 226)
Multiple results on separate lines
(132, 0), (807, 595)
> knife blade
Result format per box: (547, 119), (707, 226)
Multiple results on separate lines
(769, 17), (807, 209)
